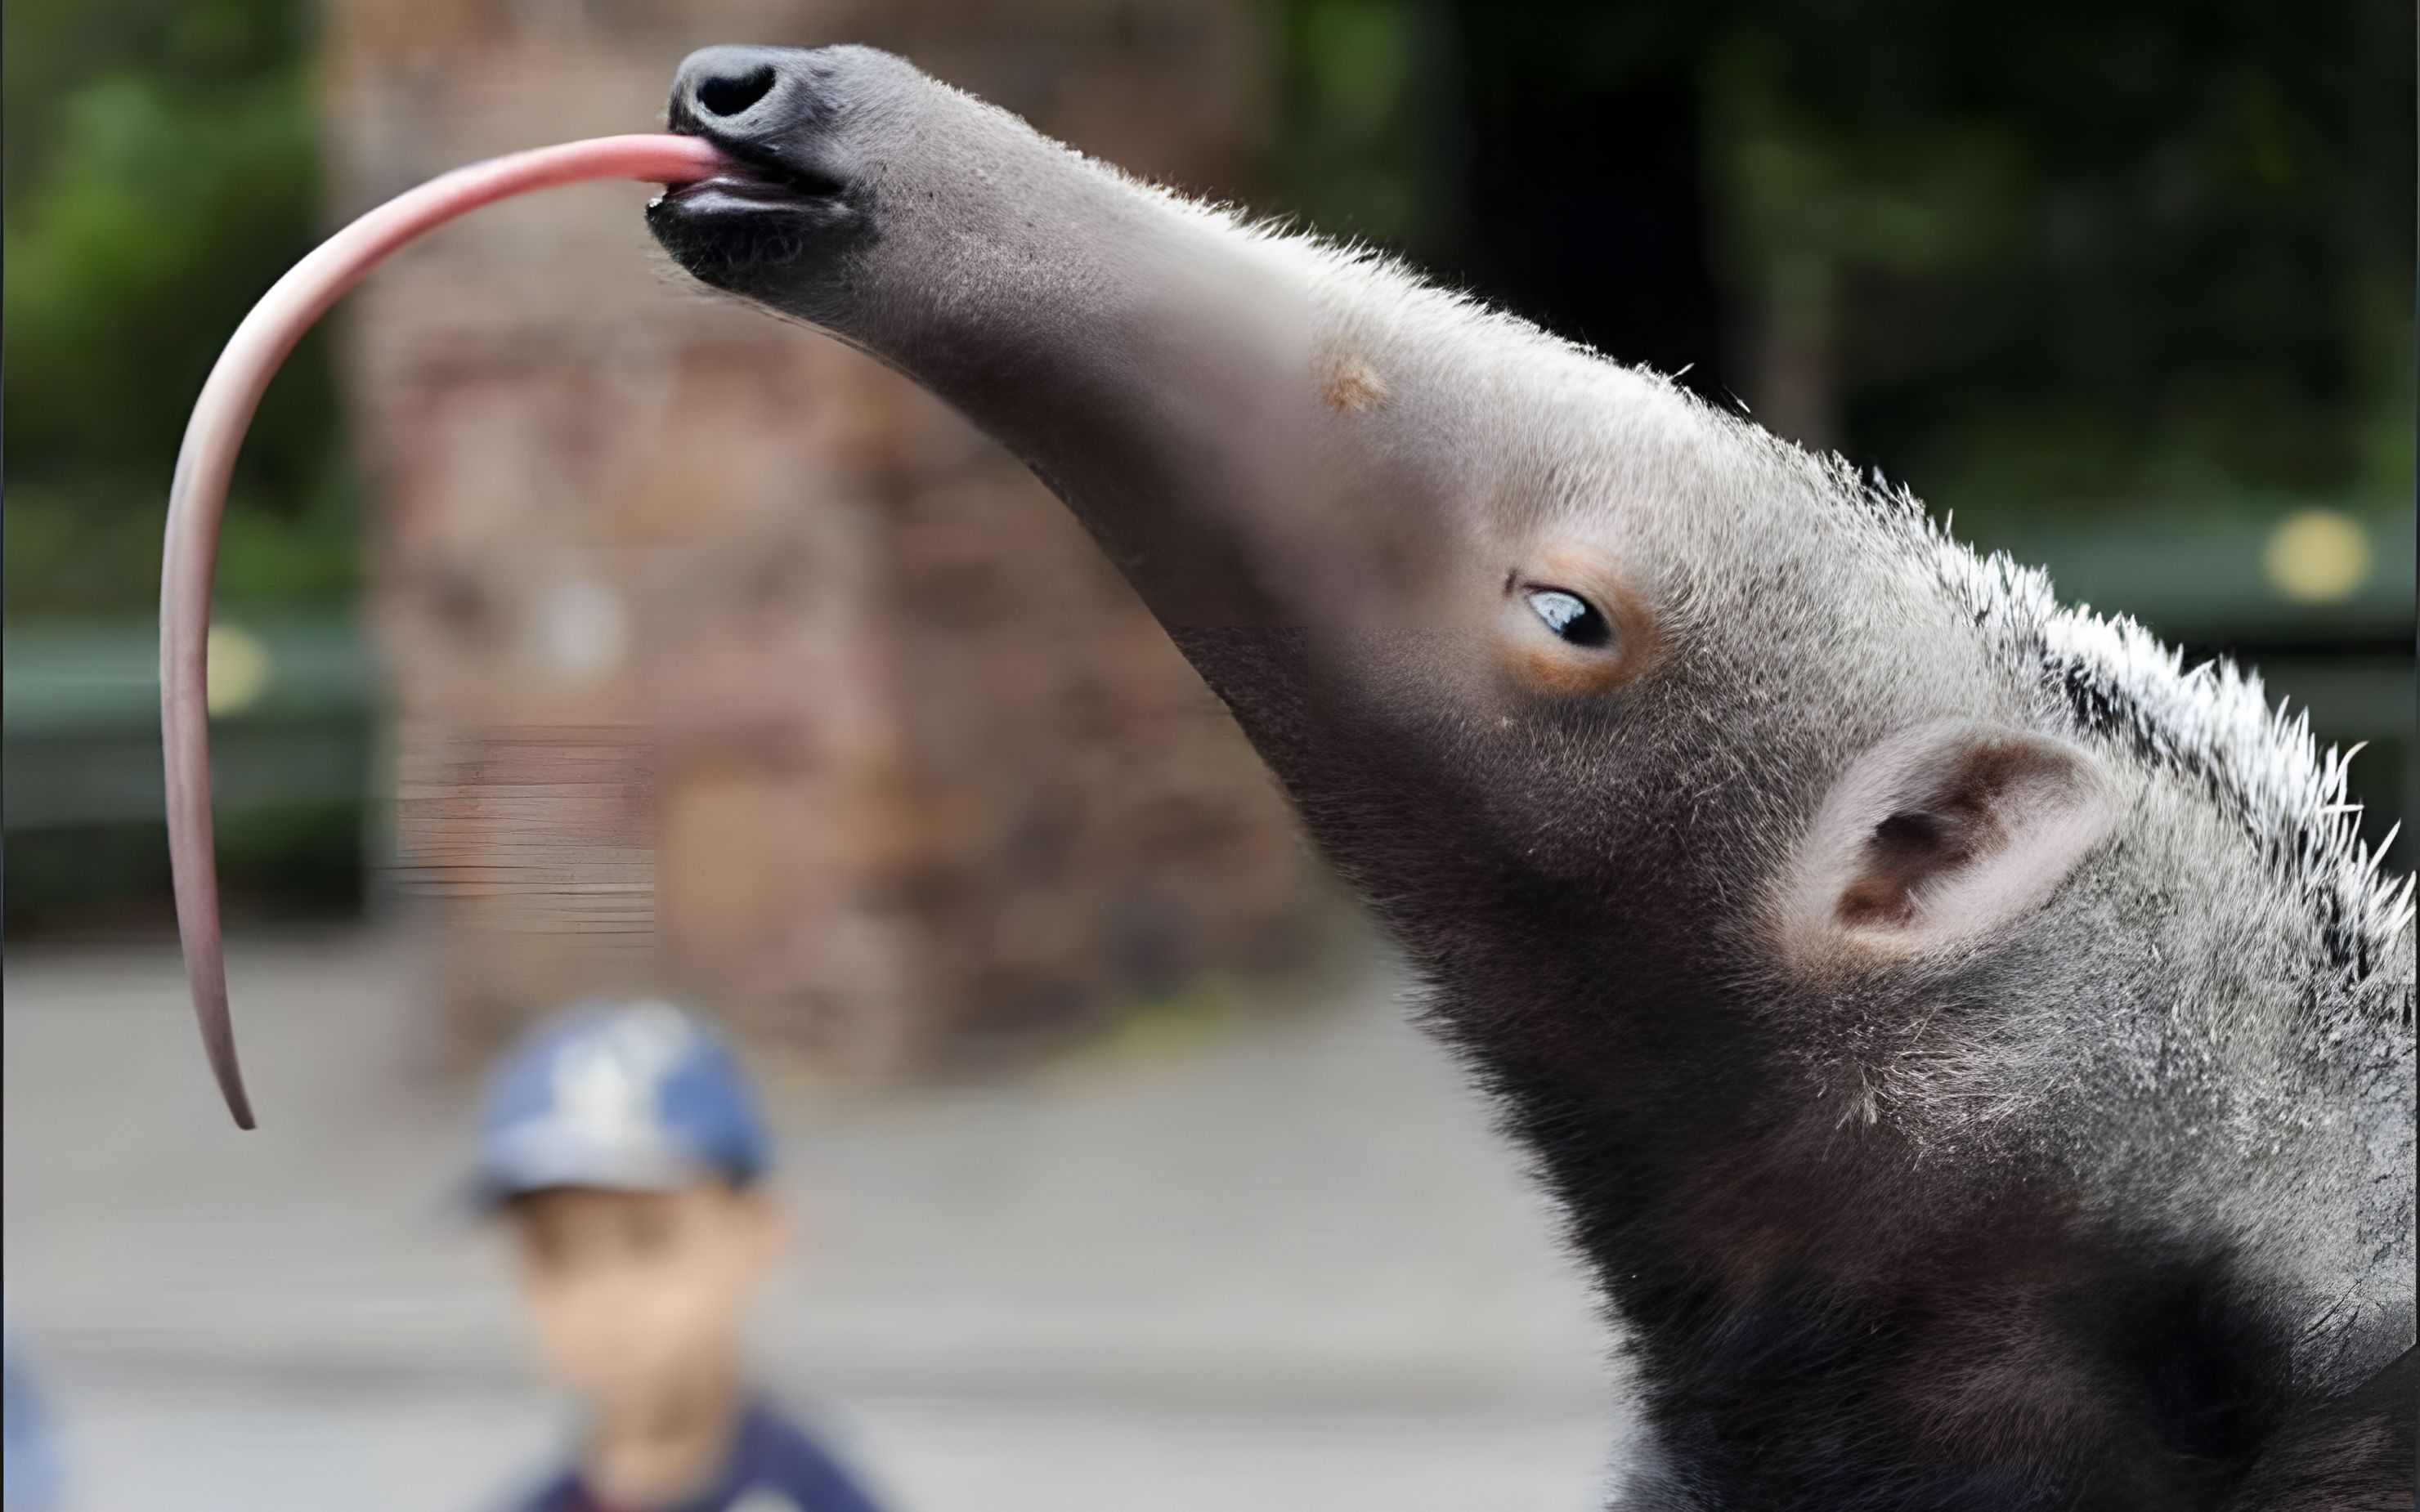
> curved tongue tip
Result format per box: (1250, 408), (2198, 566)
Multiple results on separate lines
(172, 841), (255, 1127)
(204, 1011), (258, 1130)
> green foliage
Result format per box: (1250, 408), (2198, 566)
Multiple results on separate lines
(1264, 0), (1432, 244)
(1715, 2), (2412, 521)
(1711, 38), (2034, 329)
(3, 0), (355, 621)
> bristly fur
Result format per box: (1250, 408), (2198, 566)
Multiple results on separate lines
(1855, 472), (2415, 988)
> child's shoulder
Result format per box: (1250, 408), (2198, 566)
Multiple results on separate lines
(489, 1402), (884, 1512)
(732, 1398), (887, 1512)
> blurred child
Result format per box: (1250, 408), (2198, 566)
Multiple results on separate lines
(475, 1000), (886, 1512)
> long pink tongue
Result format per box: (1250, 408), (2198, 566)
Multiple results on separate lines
(162, 134), (730, 1129)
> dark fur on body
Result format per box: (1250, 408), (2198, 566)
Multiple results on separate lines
(647, 46), (2416, 1508)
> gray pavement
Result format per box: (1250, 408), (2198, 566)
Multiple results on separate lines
(4, 929), (1623, 1511)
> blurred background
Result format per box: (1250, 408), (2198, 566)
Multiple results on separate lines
(2, 0), (2411, 1508)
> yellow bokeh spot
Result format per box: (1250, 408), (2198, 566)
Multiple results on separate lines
(2262, 509), (2372, 605)
(206, 624), (273, 717)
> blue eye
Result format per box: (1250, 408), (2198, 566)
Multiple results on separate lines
(1526, 588), (1612, 648)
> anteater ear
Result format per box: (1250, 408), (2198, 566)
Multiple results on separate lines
(1773, 722), (2113, 971)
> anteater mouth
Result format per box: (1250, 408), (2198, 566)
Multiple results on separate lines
(649, 127), (850, 216)
(645, 136), (863, 285)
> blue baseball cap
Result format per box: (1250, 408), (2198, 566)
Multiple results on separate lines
(472, 1000), (773, 1207)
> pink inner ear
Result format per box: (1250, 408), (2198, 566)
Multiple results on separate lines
(1837, 809), (1982, 928)
(160, 134), (728, 1130)
(1772, 722), (2113, 970)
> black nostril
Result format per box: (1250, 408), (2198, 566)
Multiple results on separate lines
(697, 64), (776, 119)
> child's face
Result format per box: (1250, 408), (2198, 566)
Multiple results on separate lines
(506, 1183), (784, 1409)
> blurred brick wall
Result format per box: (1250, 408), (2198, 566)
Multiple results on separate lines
(321, 0), (1307, 1077)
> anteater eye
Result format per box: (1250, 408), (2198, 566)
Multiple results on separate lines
(1526, 588), (1612, 648)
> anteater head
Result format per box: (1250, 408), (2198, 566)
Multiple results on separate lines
(648, 44), (2414, 1437)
